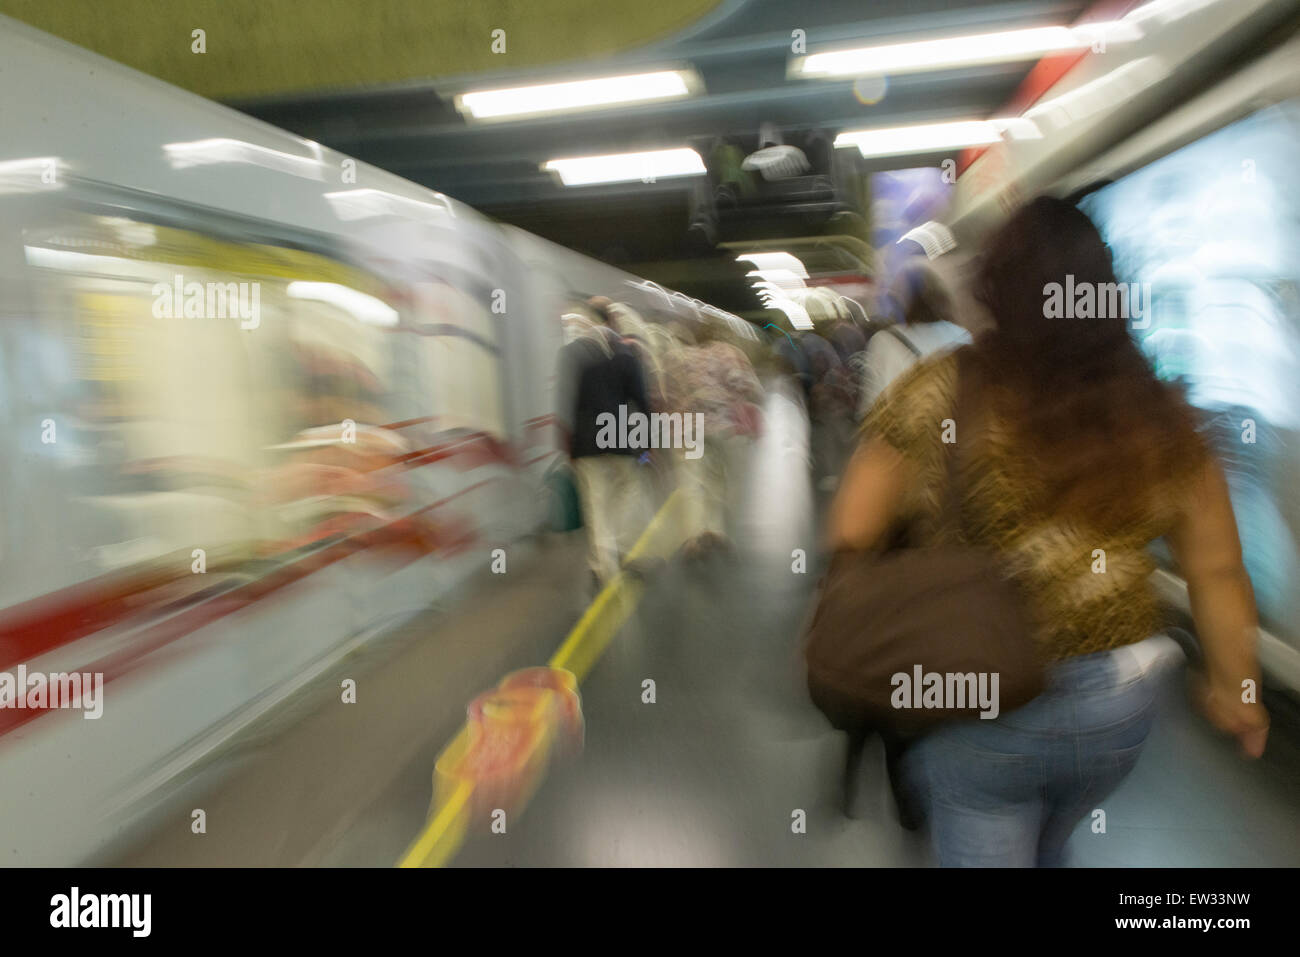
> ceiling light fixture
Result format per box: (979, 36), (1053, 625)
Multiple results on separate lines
(542, 148), (705, 186)
(457, 70), (696, 121)
(794, 22), (1142, 79)
(834, 119), (1004, 157)
(736, 252), (808, 276)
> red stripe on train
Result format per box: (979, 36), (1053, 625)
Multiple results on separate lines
(0, 433), (512, 672)
(0, 480), (492, 737)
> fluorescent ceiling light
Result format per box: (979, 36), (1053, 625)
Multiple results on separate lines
(835, 120), (1003, 157)
(747, 269), (807, 292)
(771, 298), (813, 330)
(736, 252), (808, 276)
(286, 281), (399, 327)
(543, 148), (705, 186)
(457, 70), (694, 120)
(795, 22), (1142, 79)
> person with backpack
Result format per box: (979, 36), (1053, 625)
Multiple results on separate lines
(555, 297), (652, 586)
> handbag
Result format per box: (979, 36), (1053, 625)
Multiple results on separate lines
(804, 348), (1045, 733)
(543, 461), (583, 532)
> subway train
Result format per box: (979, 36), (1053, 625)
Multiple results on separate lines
(0, 16), (753, 865)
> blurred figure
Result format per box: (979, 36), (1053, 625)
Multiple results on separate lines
(800, 327), (841, 402)
(768, 322), (811, 398)
(805, 316), (866, 492)
(805, 328), (854, 420)
(828, 197), (1268, 866)
(608, 303), (666, 416)
(555, 297), (651, 585)
(826, 315), (868, 369)
(610, 302), (684, 503)
(856, 260), (970, 420)
(674, 320), (763, 555)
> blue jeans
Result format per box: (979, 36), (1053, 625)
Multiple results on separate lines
(898, 634), (1183, 867)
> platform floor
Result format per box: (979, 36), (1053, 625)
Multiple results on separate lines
(108, 381), (1300, 867)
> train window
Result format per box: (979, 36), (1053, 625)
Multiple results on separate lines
(407, 279), (505, 438)
(13, 205), (423, 599)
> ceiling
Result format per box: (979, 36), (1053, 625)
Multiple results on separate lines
(5, 0), (1094, 319)
(0, 0), (723, 99)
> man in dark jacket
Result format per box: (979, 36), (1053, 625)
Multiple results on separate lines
(555, 298), (651, 584)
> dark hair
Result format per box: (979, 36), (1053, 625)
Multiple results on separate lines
(972, 196), (1206, 530)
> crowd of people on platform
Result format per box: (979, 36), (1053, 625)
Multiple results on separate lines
(554, 295), (765, 589)
(553, 245), (975, 587)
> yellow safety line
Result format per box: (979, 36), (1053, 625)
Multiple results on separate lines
(397, 489), (687, 868)
(396, 778), (472, 870)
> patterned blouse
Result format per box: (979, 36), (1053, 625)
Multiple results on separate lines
(863, 350), (1195, 662)
(667, 342), (763, 437)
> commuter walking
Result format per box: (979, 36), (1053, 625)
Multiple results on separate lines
(556, 297), (652, 585)
(826, 197), (1269, 866)
(675, 321), (763, 555)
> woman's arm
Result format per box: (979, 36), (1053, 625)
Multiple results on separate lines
(825, 435), (914, 552)
(1166, 456), (1269, 758)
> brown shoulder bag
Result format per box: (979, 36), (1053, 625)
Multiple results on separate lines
(804, 348), (1045, 733)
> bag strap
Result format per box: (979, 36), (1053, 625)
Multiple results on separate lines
(885, 324), (922, 357)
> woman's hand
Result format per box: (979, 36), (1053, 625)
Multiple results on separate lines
(1193, 672), (1270, 758)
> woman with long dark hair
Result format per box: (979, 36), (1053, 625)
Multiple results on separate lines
(827, 196), (1269, 866)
